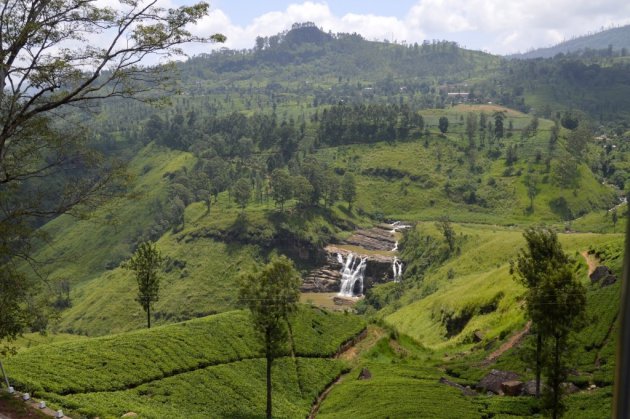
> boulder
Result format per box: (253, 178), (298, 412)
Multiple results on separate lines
(121, 413), (138, 418)
(343, 226), (397, 251)
(501, 380), (523, 396)
(562, 382), (580, 394)
(478, 370), (520, 395)
(601, 274), (617, 287)
(590, 266), (616, 287)
(472, 330), (484, 343)
(522, 380), (538, 396)
(358, 367), (372, 380)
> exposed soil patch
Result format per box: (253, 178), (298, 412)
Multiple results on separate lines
(308, 374), (344, 419)
(581, 251), (599, 276)
(484, 321), (531, 365)
(309, 327), (385, 418)
(0, 393), (59, 419)
(337, 326), (386, 362)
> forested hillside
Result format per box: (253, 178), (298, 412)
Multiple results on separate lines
(3, 22), (630, 419)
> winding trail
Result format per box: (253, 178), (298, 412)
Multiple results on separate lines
(483, 321), (531, 365)
(482, 251), (598, 366)
(309, 326), (385, 418)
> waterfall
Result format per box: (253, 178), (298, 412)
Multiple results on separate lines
(392, 241), (398, 252)
(392, 257), (403, 282)
(337, 253), (367, 297)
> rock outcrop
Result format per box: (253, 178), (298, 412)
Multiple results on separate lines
(501, 380), (523, 396)
(478, 370), (520, 395)
(343, 224), (398, 251)
(301, 223), (409, 294)
(590, 265), (617, 287)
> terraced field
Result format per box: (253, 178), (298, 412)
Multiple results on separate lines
(4, 308), (365, 418)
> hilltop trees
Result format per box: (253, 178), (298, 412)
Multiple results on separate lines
(125, 242), (163, 329)
(0, 0), (223, 341)
(511, 227), (586, 414)
(342, 173), (357, 210)
(234, 178), (252, 210)
(436, 216), (456, 253)
(494, 111), (506, 139)
(270, 169), (293, 211)
(239, 256), (301, 419)
(438, 116), (449, 134)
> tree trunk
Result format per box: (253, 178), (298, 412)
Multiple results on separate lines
(266, 340), (273, 419)
(147, 306), (151, 329)
(553, 335), (560, 419)
(536, 332), (541, 398)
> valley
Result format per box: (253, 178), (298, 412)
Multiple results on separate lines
(1, 19), (630, 419)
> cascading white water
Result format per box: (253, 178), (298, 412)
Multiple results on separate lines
(392, 241), (398, 251)
(392, 257), (403, 282)
(337, 253), (367, 297)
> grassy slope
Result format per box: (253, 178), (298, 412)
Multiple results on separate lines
(6, 307), (365, 418)
(6, 308), (364, 394)
(55, 197), (370, 335)
(30, 143), (194, 285)
(58, 358), (346, 419)
(318, 226), (621, 418)
(33, 105), (617, 337)
(386, 223), (622, 351)
(316, 105), (617, 224)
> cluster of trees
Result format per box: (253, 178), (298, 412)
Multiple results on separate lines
(512, 227), (586, 418)
(268, 162), (357, 210)
(145, 111), (304, 165)
(317, 103), (424, 145)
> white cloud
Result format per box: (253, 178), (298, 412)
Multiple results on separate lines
(186, 0), (630, 55)
(190, 2), (420, 52)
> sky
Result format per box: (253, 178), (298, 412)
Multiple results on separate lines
(181, 0), (630, 55)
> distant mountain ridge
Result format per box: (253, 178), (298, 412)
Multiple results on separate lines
(510, 24), (630, 59)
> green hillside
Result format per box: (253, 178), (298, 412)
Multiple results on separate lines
(5, 308), (365, 417)
(2, 21), (629, 419)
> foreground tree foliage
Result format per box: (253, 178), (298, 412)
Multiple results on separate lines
(511, 226), (586, 418)
(239, 256), (301, 419)
(0, 0), (223, 341)
(537, 265), (586, 418)
(511, 227), (568, 397)
(124, 241), (163, 329)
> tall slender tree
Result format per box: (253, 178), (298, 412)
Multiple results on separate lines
(537, 265), (586, 418)
(341, 173), (357, 210)
(511, 227), (569, 398)
(125, 242), (163, 329)
(239, 256), (301, 419)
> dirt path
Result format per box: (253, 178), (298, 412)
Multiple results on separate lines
(483, 321), (531, 365)
(581, 251), (599, 276)
(309, 326), (385, 418)
(337, 326), (385, 362)
(308, 374), (345, 419)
